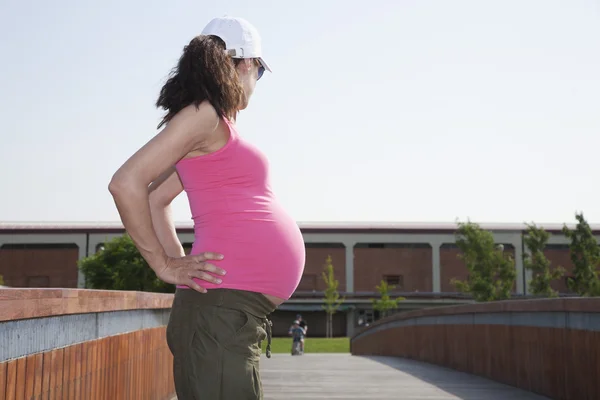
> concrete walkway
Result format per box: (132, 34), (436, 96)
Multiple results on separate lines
(260, 354), (550, 400)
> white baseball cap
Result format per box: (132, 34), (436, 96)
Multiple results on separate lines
(201, 15), (271, 73)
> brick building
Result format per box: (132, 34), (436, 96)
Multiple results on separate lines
(0, 221), (594, 336)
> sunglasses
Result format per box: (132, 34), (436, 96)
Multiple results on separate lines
(255, 59), (265, 81)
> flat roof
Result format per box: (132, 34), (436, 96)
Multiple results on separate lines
(0, 220), (596, 233)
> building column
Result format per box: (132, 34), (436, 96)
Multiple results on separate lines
(344, 241), (355, 293)
(65, 236), (88, 289)
(77, 244), (87, 288)
(346, 308), (355, 338)
(430, 240), (442, 292)
(522, 245), (532, 295)
(512, 237), (525, 294)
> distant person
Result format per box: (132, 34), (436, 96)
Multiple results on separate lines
(291, 314), (308, 353)
(108, 15), (306, 400)
(297, 313), (308, 334)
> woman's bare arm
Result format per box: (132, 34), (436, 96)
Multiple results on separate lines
(149, 167), (185, 258)
(108, 102), (218, 273)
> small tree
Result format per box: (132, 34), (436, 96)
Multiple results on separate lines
(78, 234), (174, 293)
(451, 220), (516, 302)
(524, 222), (564, 297)
(321, 255), (344, 338)
(0, 274), (4, 286)
(562, 212), (600, 296)
(371, 280), (405, 319)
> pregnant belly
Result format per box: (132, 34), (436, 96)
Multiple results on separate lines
(188, 216), (306, 301)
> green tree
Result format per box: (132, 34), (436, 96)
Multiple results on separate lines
(0, 274), (4, 286)
(451, 220), (516, 302)
(524, 223), (564, 297)
(321, 255), (344, 338)
(562, 212), (600, 296)
(78, 234), (174, 293)
(371, 280), (405, 319)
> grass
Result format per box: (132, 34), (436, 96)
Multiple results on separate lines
(261, 337), (349, 354)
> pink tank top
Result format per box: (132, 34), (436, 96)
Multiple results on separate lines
(174, 117), (305, 299)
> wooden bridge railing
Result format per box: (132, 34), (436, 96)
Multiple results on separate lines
(351, 297), (600, 400)
(0, 289), (175, 400)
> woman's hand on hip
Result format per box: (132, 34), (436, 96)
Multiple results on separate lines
(156, 252), (226, 293)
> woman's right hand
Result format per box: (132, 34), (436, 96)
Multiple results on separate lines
(155, 252), (226, 293)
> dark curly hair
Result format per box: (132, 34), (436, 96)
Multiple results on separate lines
(155, 35), (245, 129)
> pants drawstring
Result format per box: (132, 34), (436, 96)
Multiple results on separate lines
(264, 318), (273, 358)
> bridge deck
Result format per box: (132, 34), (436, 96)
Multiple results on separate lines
(260, 354), (550, 400)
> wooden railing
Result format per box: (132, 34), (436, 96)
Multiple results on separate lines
(0, 289), (175, 400)
(351, 297), (600, 400)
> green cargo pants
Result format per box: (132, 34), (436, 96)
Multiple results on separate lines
(166, 288), (276, 400)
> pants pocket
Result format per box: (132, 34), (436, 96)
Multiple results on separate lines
(229, 312), (267, 357)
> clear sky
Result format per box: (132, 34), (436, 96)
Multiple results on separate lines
(1, 0), (599, 225)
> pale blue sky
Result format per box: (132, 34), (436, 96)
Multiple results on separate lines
(1, 0), (599, 224)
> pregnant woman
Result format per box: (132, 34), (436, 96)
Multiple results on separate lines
(108, 16), (305, 399)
